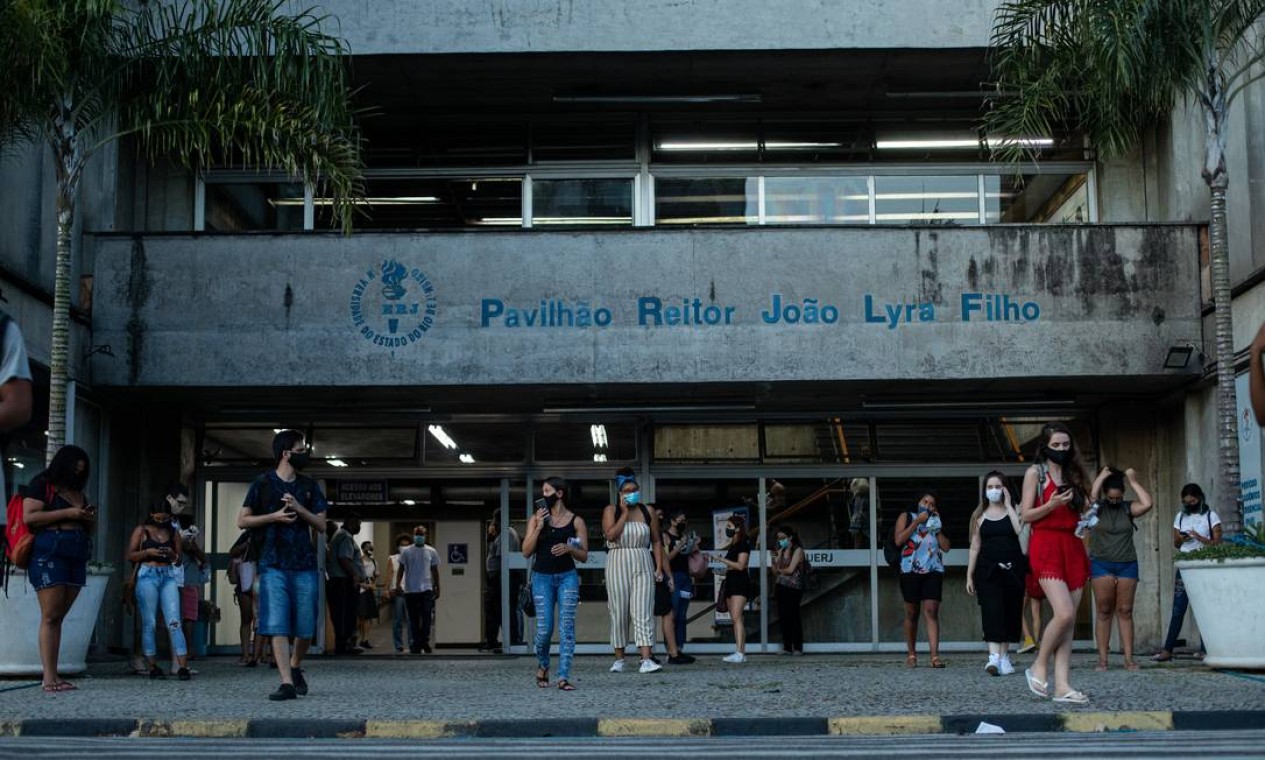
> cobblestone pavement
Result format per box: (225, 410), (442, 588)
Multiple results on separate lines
(0, 653), (1260, 721)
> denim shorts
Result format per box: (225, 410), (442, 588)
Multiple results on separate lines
(1090, 558), (1140, 580)
(257, 566), (320, 639)
(28, 529), (90, 591)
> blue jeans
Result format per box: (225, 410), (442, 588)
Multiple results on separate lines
(136, 564), (187, 658)
(671, 570), (692, 649)
(1162, 570), (1204, 653)
(392, 593), (410, 650)
(533, 570), (579, 681)
(257, 566), (320, 639)
(29, 529), (90, 591)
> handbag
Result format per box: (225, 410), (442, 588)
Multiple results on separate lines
(518, 569), (536, 617)
(714, 578), (727, 613)
(122, 562), (141, 612)
(687, 548), (709, 579)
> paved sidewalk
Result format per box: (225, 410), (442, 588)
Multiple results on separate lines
(0, 653), (1261, 736)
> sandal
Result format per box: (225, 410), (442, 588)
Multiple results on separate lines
(1095, 661), (1108, 672)
(535, 668), (549, 688)
(930, 656), (946, 669)
(1123, 660), (1139, 672)
(556, 679), (575, 691)
(905, 653), (917, 668)
(42, 681), (76, 692)
(1052, 689), (1089, 704)
(1025, 668), (1048, 698)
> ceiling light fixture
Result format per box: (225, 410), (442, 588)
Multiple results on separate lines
(269, 196), (441, 207)
(553, 93), (762, 105)
(876, 137), (1054, 150)
(656, 140), (842, 151)
(327, 459), (349, 468)
(459, 453), (476, 464)
(428, 425), (459, 450)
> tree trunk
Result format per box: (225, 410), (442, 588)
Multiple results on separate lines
(1208, 178), (1241, 536)
(47, 180), (74, 465)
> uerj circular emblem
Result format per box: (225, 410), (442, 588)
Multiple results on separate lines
(349, 260), (438, 350)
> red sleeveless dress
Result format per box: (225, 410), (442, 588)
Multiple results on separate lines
(1026, 471), (1090, 595)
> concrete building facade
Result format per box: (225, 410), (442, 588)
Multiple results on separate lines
(0, 1), (1255, 657)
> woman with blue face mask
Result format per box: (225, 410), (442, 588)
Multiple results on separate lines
(771, 524), (806, 655)
(602, 468), (668, 674)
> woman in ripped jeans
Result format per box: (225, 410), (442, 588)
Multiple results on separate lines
(126, 501), (192, 680)
(521, 477), (588, 691)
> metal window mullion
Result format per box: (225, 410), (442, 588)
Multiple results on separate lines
(522, 174), (533, 229)
(869, 476), (880, 648)
(758, 476), (768, 653)
(1087, 167), (1100, 222)
(304, 184), (315, 230)
(757, 176), (767, 225)
(978, 175), (987, 224)
(193, 176), (206, 231)
(867, 176), (877, 225)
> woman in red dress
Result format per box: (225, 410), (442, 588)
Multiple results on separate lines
(1020, 422), (1092, 704)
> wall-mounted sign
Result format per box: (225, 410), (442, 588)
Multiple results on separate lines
(447, 543), (468, 565)
(332, 479), (388, 504)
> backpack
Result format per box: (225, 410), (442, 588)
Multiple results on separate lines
(883, 512), (915, 568)
(4, 482), (52, 569)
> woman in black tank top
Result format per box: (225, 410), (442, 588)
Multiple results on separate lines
(521, 477), (589, 691)
(127, 501), (191, 680)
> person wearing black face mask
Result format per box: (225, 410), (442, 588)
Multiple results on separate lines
(23, 445), (96, 693)
(327, 514), (366, 654)
(662, 508), (697, 661)
(1153, 483), (1222, 662)
(1088, 467), (1154, 672)
(238, 429), (329, 701)
(127, 501), (191, 680)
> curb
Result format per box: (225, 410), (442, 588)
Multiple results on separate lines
(0, 711), (1260, 738)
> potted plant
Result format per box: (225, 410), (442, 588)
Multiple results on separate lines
(1175, 524), (1265, 669)
(0, 562), (114, 677)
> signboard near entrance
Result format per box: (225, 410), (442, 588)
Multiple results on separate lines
(332, 479), (388, 504)
(1236, 373), (1262, 528)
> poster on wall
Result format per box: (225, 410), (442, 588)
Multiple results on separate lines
(1235, 373), (1262, 528)
(712, 506), (750, 624)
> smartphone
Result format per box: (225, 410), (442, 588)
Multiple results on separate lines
(1056, 484), (1073, 494)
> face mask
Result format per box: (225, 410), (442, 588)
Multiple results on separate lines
(986, 488), (1004, 504)
(624, 491), (641, 505)
(725, 528), (736, 537)
(69, 470), (89, 491)
(288, 450), (312, 471)
(1105, 499), (1123, 507)
(1184, 502), (1203, 514)
(413, 535), (426, 547)
(777, 538), (789, 549)
(147, 515), (171, 527)
(1043, 447), (1070, 466)
(536, 493), (560, 510)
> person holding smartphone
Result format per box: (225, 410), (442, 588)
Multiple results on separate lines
(522, 477), (588, 690)
(23, 445), (96, 693)
(127, 500), (191, 680)
(1152, 483), (1222, 662)
(1020, 423), (1092, 704)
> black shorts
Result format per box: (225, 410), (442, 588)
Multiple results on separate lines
(899, 571), (944, 603)
(654, 580), (673, 617)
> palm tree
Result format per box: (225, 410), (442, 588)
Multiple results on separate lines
(0, 0), (363, 463)
(986, 0), (1265, 534)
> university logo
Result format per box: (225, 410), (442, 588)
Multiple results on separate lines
(349, 260), (438, 350)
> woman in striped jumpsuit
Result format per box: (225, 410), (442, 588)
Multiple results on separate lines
(602, 469), (669, 674)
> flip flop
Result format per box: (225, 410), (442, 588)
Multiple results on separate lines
(930, 656), (946, 669)
(1053, 690), (1089, 704)
(1025, 668), (1048, 698)
(905, 653), (917, 668)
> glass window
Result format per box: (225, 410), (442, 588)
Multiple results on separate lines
(874, 175), (979, 225)
(532, 119), (636, 162)
(314, 177), (523, 229)
(985, 173), (1090, 223)
(760, 121), (865, 163)
(654, 177), (758, 226)
(531, 178), (633, 226)
(651, 121), (760, 163)
(764, 177), (869, 225)
(204, 182), (304, 231)
(423, 423), (526, 465)
(202, 426), (289, 466)
(533, 422), (637, 463)
(653, 424), (759, 462)
(310, 427), (418, 465)
(415, 120), (528, 167)
(764, 420), (873, 463)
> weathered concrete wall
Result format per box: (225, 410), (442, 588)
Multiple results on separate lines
(90, 225), (1201, 388)
(304, 0), (998, 55)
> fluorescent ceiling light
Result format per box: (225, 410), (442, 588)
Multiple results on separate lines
(326, 459), (349, 468)
(428, 424), (458, 450)
(270, 196), (441, 207)
(458, 453), (476, 464)
(657, 141), (842, 151)
(590, 424), (609, 449)
(402, 499), (416, 506)
(593, 453), (608, 463)
(877, 137), (1054, 150)
(553, 94), (761, 104)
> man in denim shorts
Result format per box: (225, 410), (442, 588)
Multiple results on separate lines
(238, 429), (328, 701)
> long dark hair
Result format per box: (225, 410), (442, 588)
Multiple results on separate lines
(543, 475), (568, 506)
(42, 445), (91, 491)
(776, 523), (802, 550)
(727, 513), (749, 548)
(1034, 422), (1089, 508)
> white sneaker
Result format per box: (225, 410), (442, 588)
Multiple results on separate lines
(609, 659), (626, 673)
(999, 656), (1016, 676)
(639, 658), (663, 674)
(722, 652), (746, 663)
(985, 653), (1000, 676)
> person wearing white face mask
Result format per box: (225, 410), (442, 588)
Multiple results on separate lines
(967, 471), (1026, 677)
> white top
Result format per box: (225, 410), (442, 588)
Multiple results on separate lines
(388, 554), (406, 591)
(397, 544), (441, 593)
(1173, 509), (1221, 553)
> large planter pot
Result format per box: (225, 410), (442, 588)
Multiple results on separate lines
(1174, 557), (1265, 669)
(0, 566), (111, 677)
